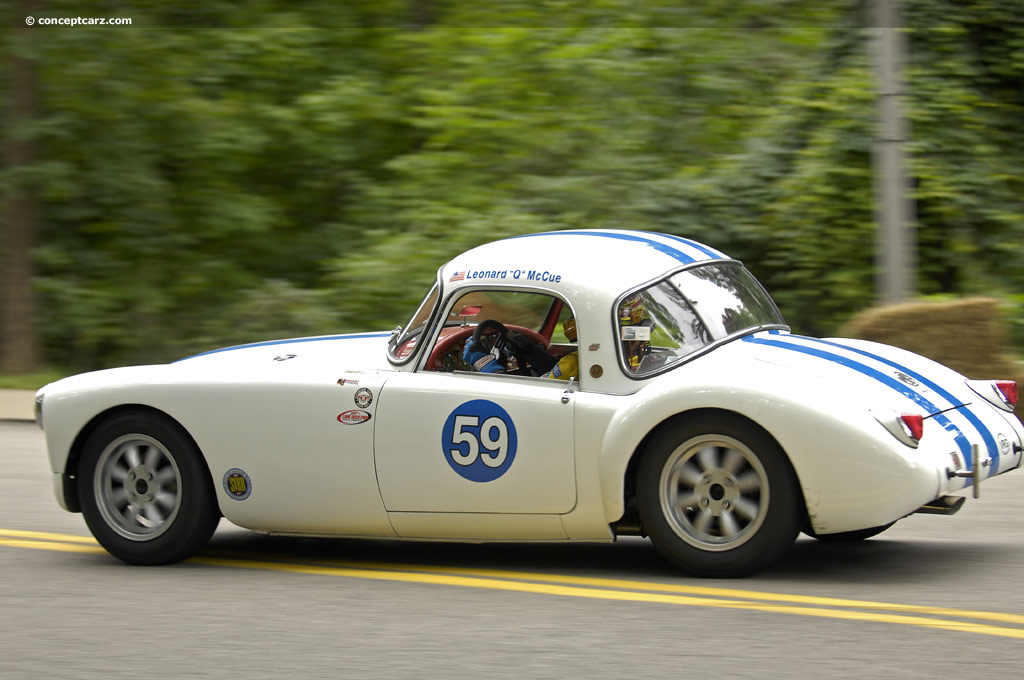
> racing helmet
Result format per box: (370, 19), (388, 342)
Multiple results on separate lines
(563, 316), (577, 343)
(619, 294), (645, 326)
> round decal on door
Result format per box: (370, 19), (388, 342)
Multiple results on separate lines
(441, 399), (518, 483)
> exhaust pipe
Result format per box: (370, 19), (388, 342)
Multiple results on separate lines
(914, 495), (966, 516)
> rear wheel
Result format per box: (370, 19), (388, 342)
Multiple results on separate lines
(78, 412), (219, 564)
(637, 414), (801, 577)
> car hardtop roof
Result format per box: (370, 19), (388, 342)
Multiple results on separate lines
(440, 229), (731, 299)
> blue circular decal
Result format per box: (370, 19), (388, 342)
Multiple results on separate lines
(223, 468), (252, 500)
(441, 400), (518, 482)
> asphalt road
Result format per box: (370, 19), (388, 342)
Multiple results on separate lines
(4, 420), (1024, 679)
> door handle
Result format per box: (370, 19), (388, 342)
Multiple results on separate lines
(561, 378), (577, 404)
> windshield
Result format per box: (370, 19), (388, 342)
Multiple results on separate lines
(618, 262), (786, 376)
(389, 283), (439, 362)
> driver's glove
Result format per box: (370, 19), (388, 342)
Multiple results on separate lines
(507, 331), (558, 376)
(463, 343), (506, 373)
(507, 330), (537, 351)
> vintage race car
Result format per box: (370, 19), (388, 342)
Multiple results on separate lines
(36, 230), (1023, 576)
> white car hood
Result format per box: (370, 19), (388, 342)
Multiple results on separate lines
(171, 332), (394, 378)
(43, 332), (394, 398)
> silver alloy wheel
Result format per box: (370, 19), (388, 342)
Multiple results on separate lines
(93, 433), (182, 541)
(658, 434), (769, 551)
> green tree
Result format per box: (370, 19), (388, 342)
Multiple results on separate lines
(1, 0), (42, 373)
(4, 0), (1023, 374)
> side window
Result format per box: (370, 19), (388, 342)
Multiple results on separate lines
(424, 289), (575, 378)
(617, 263), (787, 378)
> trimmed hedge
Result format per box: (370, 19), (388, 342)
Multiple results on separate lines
(838, 298), (1022, 424)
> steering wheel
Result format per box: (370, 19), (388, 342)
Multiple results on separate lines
(426, 322), (548, 373)
(471, 319), (510, 358)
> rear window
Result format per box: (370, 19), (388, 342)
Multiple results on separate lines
(618, 262), (787, 376)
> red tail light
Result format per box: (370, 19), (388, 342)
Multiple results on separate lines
(967, 379), (1017, 413)
(901, 414), (924, 441)
(871, 408), (925, 448)
(996, 381), (1017, 409)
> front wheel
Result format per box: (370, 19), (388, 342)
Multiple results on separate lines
(78, 412), (220, 565)
(637, 414), (802, 577)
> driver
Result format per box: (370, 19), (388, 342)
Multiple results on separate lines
(463, 317), (577, 379)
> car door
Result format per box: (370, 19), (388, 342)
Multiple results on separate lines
(373, 371), (577, 520)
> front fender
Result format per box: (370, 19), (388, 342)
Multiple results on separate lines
(40, 367), (177, 480)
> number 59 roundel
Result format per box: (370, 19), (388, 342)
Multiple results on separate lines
(441, 399), (518, 482)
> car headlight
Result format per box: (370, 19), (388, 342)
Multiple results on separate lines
(34, 392), (44, 430)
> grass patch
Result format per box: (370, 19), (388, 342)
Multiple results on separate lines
(0, 369), (68, 391)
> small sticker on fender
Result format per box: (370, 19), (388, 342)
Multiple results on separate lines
(223, 468), (252, 500)
(338, 409), (372, 425)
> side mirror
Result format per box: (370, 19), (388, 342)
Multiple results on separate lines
(388, 326), (402, 346)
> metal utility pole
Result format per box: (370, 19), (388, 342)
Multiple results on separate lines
(872, 0), (916, 304)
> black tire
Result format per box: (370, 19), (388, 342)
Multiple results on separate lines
(804, 522), (895, 542)
(77, 412), (220, 565)
(637, 413), (802, 578)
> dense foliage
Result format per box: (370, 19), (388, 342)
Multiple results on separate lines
(1, 0), (1022, 372)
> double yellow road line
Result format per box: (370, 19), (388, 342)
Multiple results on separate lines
(5, 527), (1024, 639)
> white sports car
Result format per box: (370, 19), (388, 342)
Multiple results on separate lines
(36, 230), (1023, 576)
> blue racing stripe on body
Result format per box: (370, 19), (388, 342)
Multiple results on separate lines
(510, 231), (707, 265)
(175, 332), (391, 362)
(796, 336), (999, 473)
(743, 334), (974, 467)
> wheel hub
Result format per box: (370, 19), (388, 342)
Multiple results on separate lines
(697, 471), (738, 514)
(125, 465), (156, 504)
(95, 434), (182, 541)
(659, 435), (770, 551)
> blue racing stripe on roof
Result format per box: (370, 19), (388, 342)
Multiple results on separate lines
(175, 332), (391, 362)
(743, 334), (974, 467)
(637, 231), (725, 260)
(509, 231), (713, 265)
(797, 336), (999, 473)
